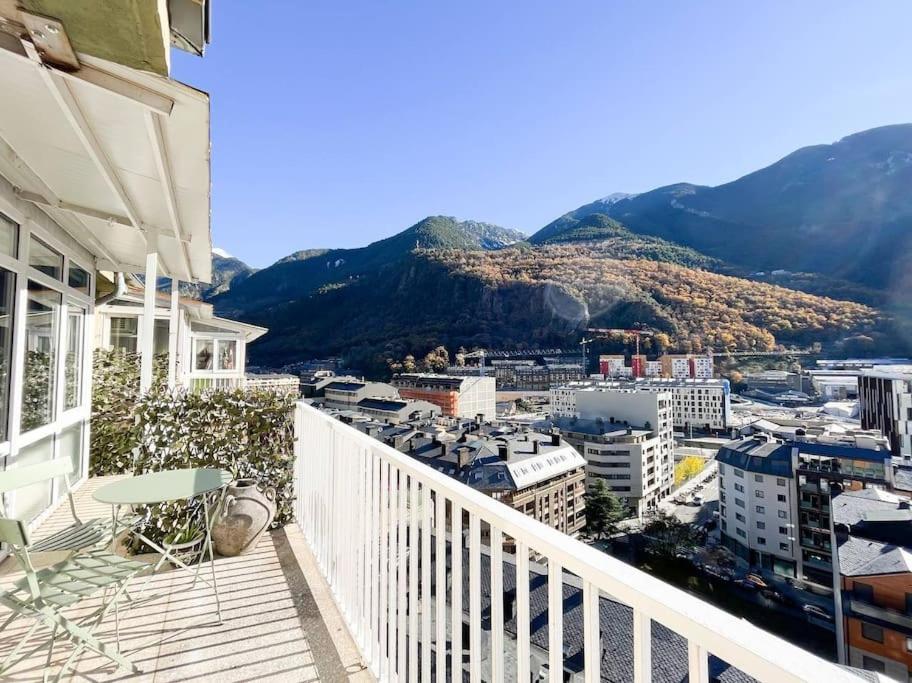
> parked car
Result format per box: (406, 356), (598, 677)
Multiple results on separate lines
(703, 565), (733, 581)
(802, 604), (833, 621)
(733, 578), (758, 591)
(745, 573), (768, 589)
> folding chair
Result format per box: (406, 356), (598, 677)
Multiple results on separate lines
(0, 458), (122, 554)
(0, 460), (149, 681)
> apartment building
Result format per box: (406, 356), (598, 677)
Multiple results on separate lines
(407, 428), (587, 537)
(598, 355), (626, 377)
(550, 378), (731, 431)
(832, 488), (912, 679)
(660, 353), (714, 379)
(716, 433), (895, 583)
(352, 397), (440, 424)
(244, 373), (300, 395)
(859, 365), (912, 463)
(549, 389), (674, 516)
(322, 379), (399, 409)
(716, 438), (799, 577)
(393, 373), (496, 420)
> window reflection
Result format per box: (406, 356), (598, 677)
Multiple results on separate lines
(0, 268), (14, 441)
(109, 317), (138, 353)
(218, 340), (237, 371)
(65, 307), (85, 410)
(29, 238), (63, 280)
(195, 339), (213, 370)
(22, 281), (60, 431)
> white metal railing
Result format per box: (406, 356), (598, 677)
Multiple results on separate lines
(189, 375), (245, 392)
(293, 401), (861, 682)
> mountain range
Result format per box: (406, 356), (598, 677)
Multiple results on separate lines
(207, 124), (912, 373)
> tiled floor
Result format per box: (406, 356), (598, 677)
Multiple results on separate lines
(0, 476), (372, 682)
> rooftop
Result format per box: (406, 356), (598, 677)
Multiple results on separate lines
(715, 438), (794, 478)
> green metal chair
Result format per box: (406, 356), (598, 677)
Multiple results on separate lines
(0, 458), (117, 553)
(0, 459), (149, 680)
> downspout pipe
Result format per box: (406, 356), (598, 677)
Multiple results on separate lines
(96, 272), (126, 306)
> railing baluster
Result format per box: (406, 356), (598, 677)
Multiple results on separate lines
(408, 476), (419, 683)
(490, 528), (503, 683)
(398, 469), (408, 678)
(421, 485), (432, 683)
(633, 608), (652, 683)
(688, 641), (709, 683)
(548, 560), (563, 682)
(583, 580), (599, 683)
(516, 541), (530, 683)
(435, 493), (446, 683)
(367, 449), (379, 672)
(451, 502), (463, 683)
(468, 514), (481, 683)
(379, 459), (389, 679)
(389, 468), (399, 678)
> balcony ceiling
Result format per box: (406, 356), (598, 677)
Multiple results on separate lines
(0, 39), (211, 283)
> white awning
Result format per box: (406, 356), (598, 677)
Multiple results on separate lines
(0, 41), (212, 283)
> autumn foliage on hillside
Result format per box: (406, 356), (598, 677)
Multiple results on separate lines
(425, 243), (884, 353)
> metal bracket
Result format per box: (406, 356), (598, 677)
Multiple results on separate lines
(17, 10), (79, 71)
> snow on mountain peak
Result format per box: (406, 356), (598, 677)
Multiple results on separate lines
(212, 247), (233, 258)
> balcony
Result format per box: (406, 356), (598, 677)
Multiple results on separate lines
(847, 596), (912, 635)
(0, 403), (865, 681)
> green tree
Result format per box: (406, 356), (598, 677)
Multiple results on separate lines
(586, 481), (628, 540)
(642, 510), (701, 560)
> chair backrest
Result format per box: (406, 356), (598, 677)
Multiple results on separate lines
(0, 458), (74, 495)
(0, 517), (29, 548)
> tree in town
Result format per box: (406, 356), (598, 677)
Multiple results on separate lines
(642, 510), (701, 560)
(586, 481), (628, 540)
(421, 345), (450, 372)
(402, 354), (417, 373)
(674, 456), (705, 487)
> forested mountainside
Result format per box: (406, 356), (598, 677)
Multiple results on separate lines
(534, 124), (912, 291)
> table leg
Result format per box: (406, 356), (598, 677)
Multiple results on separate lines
(110, 504), (121, 550)
(202, 493), (223, 624)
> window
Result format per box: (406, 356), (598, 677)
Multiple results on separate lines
(906, 637), (912, 653)
(0, 267), (14, 441)
(779, 526), (788, 535)
(67, 263), (90, 294)
(757, 521), (766, 529)
(29, 237), (63, 280)
(776, 477), (786, 486)
(718, 464), (725, 474)
(64, 307), (85, 410)
(734, 468), (744, 478)
(778, 510), (788, 519)
(755, 490), (765, 498)
(153, 319), (170, 355)
(736, 528), (746, 538)
(756, 505), (765, 514)
(734, 483), (744, 493)
(757, 536), (766, 545)
(777, 494), (786, 502)
(736, 512), (746, 522)
(110, 317), (138, 353)
(735, 498), (745, 508)
(779, 542), (789, 551)
(21, 281), (60, 431)
(861, 623), (883, 643)
(721, 520), (727, 532)
(0, 213), (18, 257)
(861, 656), (884, 673)
(853, 582), (874, 601)
(195, 339), (214, 370)
(754, 474), (763, 483)
(218, 340), (237, 370)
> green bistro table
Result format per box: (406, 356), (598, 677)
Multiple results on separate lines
(93, 468), (232, 623)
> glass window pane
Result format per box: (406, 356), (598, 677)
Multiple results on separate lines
(153, 319), (170, 355)
(22, 281), (60, 432)
(195, 339), (213, 370)
(218, 340), (237, 371)
(65, 307), (85, 410)
(59, 423), (84, 484)
(109, 317), (138, 353)
(0, 268), (14, 441)
(0, 213), (18, 258)
(68, 263), (90, 294)
(29, 238), (63, 280)
(12, 435), (54, 521)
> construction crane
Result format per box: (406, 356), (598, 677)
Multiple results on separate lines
(461, 349), (487, 377)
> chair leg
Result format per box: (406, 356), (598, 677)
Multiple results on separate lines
(42, 624), (58, 683)
(203, 496), (223, 624)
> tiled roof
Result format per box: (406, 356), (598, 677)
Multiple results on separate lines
(838, 536), (912, 577)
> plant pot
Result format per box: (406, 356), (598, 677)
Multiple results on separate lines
(211, 479), (276, 557)
(163, 534), (205, 567)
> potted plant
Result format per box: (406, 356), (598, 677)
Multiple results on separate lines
(163, 518), (205, 566)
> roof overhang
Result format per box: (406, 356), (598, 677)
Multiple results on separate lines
(0, 31), (212, 283)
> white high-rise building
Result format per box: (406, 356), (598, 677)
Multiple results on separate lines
(550, 378), (731, 431)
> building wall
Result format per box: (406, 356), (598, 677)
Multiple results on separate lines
(860, 372), (912, 463)
(398, 387), (459, 416)
(505, 466), (587, 537)
(455, 376), (496, 420)
(717, 461), (798, 575)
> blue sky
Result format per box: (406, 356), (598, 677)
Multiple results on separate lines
(173, 1), (912, 267)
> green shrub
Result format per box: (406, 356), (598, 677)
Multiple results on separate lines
(90, 349), (296, 549)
